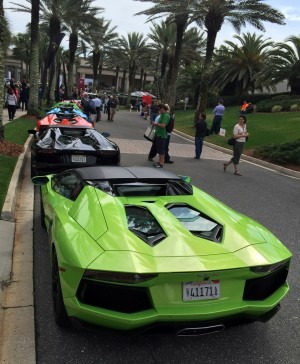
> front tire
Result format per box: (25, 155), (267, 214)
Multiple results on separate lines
(52, 249), (70, 327)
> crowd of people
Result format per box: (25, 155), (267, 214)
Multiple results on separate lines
(4, 77), (251, 174)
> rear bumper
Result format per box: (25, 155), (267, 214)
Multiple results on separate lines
(69, 304), (281, 335)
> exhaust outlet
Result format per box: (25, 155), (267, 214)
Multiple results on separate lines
(177, 324), (225, 336)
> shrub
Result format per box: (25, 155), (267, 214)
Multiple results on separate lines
(256, 97), (300, 112)
(253, 139), (300, 165)
(290, 103), (300, 111)
(272, 105), (282, 112)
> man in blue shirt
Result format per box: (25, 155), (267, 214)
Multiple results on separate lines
(210, 99), (225, 134)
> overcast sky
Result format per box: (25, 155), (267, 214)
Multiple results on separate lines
(3, 0), (300, 47)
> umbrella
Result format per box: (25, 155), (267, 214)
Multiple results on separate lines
(131, 91), (156, 98)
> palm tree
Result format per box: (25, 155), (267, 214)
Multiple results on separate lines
(148, 20), (205, 101)
(27, 0), (40, 115)
(81, 17), (118, 91)
(148, 20), (176, 99)
(12, 31), (31, 80)
(212, 33), (274, 98)
(135, 0), (195, 108)
(0, 2), (11, 141)
(263, 36), (300, 94)
(117, 32), (149, 100)
(62, 0), (103, 96)
(192, 0), (285, 112)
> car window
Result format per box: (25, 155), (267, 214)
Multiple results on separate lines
(52, 173), (83, 200)
(126, 206), (166, 246)
(167, 204), (223, 243)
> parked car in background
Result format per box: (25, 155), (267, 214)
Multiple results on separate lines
(29, 127), (120, 177)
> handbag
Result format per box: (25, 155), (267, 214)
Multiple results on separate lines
(227, 138), (236, 146)
(144, 125), (156, 142)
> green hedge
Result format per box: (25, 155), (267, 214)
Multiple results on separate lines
(256, 97), (300, 112)
(253, 139), (300, 164)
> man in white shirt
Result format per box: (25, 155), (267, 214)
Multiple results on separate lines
(93, 95), (102, 122)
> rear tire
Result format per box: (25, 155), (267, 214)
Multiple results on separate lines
(52, 249), (70, 327)
(40, 194), (46, 229)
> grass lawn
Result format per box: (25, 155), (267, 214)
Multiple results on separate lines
(175, 106), (300, 151)
(0, 117), (36, 213)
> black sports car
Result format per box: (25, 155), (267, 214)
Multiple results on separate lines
(29, 126), (120, 177)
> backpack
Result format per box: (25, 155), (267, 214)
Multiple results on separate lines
(166, 115), (175, 133)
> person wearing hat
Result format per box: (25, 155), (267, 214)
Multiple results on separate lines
(210, 99), (225, 134)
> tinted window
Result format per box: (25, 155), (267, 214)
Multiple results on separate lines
(126, 206), (166, 246)
(168, 204), (223, 242)
(52, 173), (83, 200)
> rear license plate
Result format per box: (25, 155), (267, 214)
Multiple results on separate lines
(71, 155), (86, 163)
(183, 281), (220, 301)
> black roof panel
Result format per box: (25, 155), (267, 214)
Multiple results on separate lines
(74, 166), (181, 181)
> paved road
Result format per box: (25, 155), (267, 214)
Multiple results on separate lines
(32, 111), (300, 363)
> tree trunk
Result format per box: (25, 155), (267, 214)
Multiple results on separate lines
(140, 68), (144, 89)
(121, 69), (127, 93)
(0, 0), (5, 141)
(27, 0), (40, 116)
(196, 29), (218, 114)
(67, 32), (78, 97)
(165, 15), (188, 109)
(92, 50), (100, 92)
(115, 64), (120, 92)
(97, 61), (103, 90)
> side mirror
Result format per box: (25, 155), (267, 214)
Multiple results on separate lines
(32, 176), (49, 185)
(179, 175), (191, 184)
(28, 129), (37, 135)
(102, 132), (110, 138)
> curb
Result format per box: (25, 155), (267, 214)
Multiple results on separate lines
(0, 135), (33, 222)
(174, 130), (300, 179)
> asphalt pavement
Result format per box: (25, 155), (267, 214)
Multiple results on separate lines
(0, 109), (299, 363)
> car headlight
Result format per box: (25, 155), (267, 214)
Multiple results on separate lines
(83, 270), (158, 284)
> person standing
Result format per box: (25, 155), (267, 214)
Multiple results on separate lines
(149, 104), (170, 168)
(194, 112), (207, 159)
(164, 105), (175, 164)
(93, 95), (102, 122)
(19, 82), (29, 111)
(211, 99), (225, 134)
(149, 101), (159, 125)
(223, 115), (249, 176)
(6, 87), (18, 121)
(108, 95), (118, 121)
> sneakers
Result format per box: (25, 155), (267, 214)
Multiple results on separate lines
(148, 158), (153, 161)
(165, 160), (174, 164)
(153, 163), (163, 168)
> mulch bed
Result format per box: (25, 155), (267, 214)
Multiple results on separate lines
(0, 141), (25, 157)
(244, 149), (300, 172)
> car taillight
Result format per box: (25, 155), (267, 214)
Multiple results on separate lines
(250, 259), (290, 274)
(83, 270), (158, 284)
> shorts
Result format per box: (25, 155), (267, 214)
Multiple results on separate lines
(155, 137), (166, 155)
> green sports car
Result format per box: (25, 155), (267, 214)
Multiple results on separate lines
(33, 166), (292, 335)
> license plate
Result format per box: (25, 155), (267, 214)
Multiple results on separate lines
(183, 281), (220, 301)
(71, 155), (86, 163)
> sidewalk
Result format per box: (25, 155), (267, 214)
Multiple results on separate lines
(2, 107), (27, 126)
